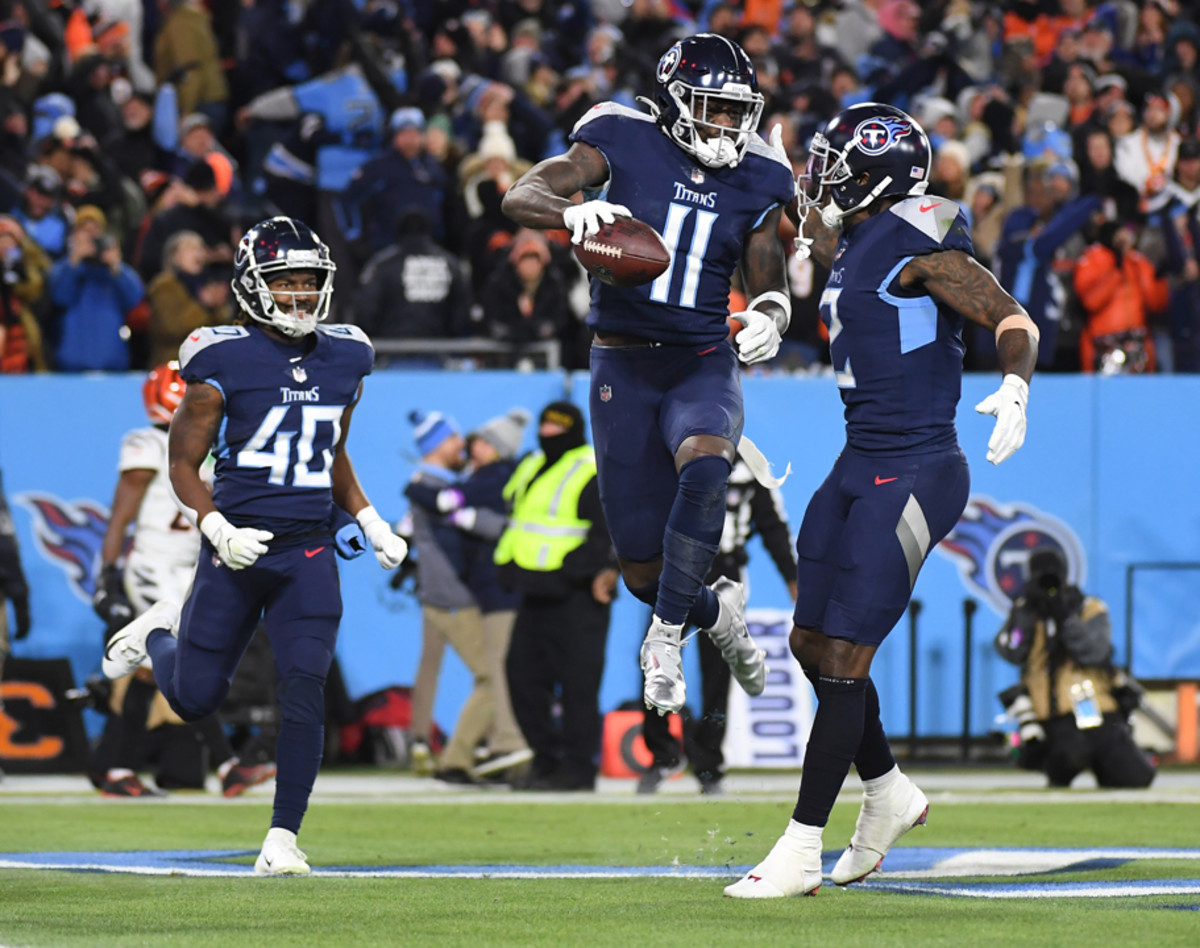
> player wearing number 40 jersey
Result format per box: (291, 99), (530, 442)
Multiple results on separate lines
(726, 104), (1038, 900)
(503, 33), (793, 719)
(99, 216), (408, 876)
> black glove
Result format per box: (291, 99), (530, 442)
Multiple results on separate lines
(93, 564), (133, 628)
(12, 595), (29, 639)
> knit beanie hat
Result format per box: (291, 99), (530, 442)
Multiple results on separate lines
(410, 410), (460, 456)
(472, 407), (532, 459)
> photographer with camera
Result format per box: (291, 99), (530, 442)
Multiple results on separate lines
(46, 205), (144, 372)
(995, 548), (1156, 789)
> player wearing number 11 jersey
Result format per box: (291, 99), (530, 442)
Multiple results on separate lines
(100, 216), (408, 875)
(503, 33), (793, 719)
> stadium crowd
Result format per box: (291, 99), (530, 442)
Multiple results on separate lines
(1, 0), (1199, 376)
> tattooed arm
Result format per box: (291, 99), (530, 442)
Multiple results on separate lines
(900, 249), (1037, 382)
(902, 250), (1038, 465)
(501, 143), (612, 230)
(740, 205), (790, 331)
(168, 381), (223, 524)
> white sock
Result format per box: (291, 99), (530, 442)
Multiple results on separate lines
(783, 819), (824, 849)
(862, 764), (902, 797)
(107, 768), (134, 781)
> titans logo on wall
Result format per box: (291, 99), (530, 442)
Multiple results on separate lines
(16, 493), (110, 603)
(935, 496), (1086, 615)
(854, 116), (912, 155)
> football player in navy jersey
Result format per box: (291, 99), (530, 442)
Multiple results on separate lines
(503, 34), (794, 718)
(726, 104), (1039, 899)
(100, 216), (407, 876)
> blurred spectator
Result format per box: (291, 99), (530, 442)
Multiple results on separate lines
(1115, 93), (1181, 213)
(834, 0), (886, 73)
(930, 139), (972, 211)
(145, 229), (230, 367)
(67, 51), (123, 145)
(154, 0), (229, 129)
(0, 215), (48, 373)
(1164, 139), (1200, 372)
(47, 204), (144, 371)
(339, 107), (448, 265)
(773, 1), (846, 95)
(234, 0), (312, 104)
(136, 159), (232, 280)
(460, 121), (527, 287)
(108, 89), (171, 182)
(481, 229), (568, 354)
(1074, 204), (1167, 374)
(987, 161), (1102, 370)
(355, 209), (470, 346)
(405, 408), (536, 782)
(496, 401), (616, 791)
(402, 410), (495, 785)
(968, 155), (1026, 269)
(261, 113), (338, 226)
(0, 98), (27, 184)
(13, 165), (71, 261)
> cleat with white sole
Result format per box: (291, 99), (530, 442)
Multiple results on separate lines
(640, 616), (686, 714)
(703, 577), (767, 696)
(724, 820), (823, 899)
(832, 767), (929, 885)
(101, 600), (179, 680)
(254, 827), (311, 876)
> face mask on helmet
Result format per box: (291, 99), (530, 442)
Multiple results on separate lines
(796, 104), (931, 228)
(232, 217), (337, 337)
(143, 361), (185, 426)
(644, 35), (765, 169)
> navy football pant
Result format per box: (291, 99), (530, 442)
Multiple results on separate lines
(792, 445), (970, 646)
(147, 540), (341, 833)
(589, 340), (742, 625)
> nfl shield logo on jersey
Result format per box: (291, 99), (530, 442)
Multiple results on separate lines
(599, 384), (612, 402)
(691, 167), (705, 184)
(292, 365), (307, 383)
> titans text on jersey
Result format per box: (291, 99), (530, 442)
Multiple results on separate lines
(570, 103), (793, 346)
(178, 322), (373, 536)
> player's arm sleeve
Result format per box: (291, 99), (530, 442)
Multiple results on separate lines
(749, 484), (797, 581)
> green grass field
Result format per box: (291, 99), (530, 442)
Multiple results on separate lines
(3, 772), (1200, 947)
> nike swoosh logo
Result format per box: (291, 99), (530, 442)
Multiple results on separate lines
(874, 476), (898, 485)
(304, 547), (326, 558)
(918, 202), (937, 213)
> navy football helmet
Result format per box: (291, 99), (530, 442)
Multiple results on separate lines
(798, 103), (931, 226)
(232, 216), (336, 337)
(646, 33), (764, 169)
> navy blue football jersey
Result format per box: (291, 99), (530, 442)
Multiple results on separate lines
(179, 323), (374, 534)
(570, 103), (794, 346)
(820, 195), (974, 455)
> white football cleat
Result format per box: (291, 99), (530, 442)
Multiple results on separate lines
(640, 616), (686, 715)
(724, 820), (823, 898)
(254, 827), (311, 876)
(704, 577), (767, 696)
(832, 767), (929, 885)
(101, 600), (179, 680)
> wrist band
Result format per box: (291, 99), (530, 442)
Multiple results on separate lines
(995, 313), (1040, 344)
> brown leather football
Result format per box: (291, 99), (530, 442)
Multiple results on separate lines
(572, 217), (671, 287)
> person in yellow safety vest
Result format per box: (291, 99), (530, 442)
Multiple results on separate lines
(495, 400), (619, 791)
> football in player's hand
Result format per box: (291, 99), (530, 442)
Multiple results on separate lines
(573, 217), (670, 287)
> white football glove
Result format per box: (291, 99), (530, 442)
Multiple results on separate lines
(732, 307), (783, 365)
(974, 374), (1029, 465)
(200, 511), (273, 570)
(562, 200), (632, 244)
(357, 505), (408, 569)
